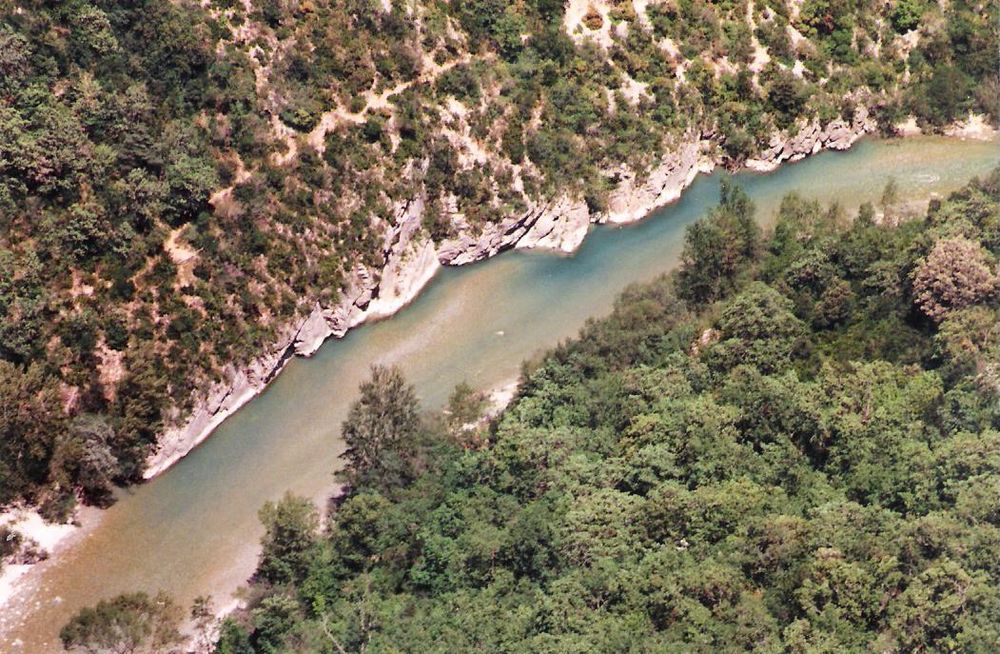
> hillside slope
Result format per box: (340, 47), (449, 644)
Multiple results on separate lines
(205, 171), (1000, 653)
(1, 0), (996, 514)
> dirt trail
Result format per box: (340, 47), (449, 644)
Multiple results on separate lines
(306, 54), (477, 154)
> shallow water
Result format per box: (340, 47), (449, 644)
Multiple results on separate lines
(4, 135), (998, 652)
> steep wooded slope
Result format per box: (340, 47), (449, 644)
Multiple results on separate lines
(0, 0), (996, 513)
(211, 171), (1000, 653)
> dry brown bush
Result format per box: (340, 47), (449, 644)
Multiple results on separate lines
(912, 237), (999, 322)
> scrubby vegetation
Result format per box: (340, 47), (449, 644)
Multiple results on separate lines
(126, 170), (1000, 652)
(60, 591), (187, 654)
(2, 0), (996, 516)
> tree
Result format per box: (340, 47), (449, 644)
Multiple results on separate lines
(163, 153), (219, 225)
(71, 4), (120, 61)
(766, 68), (808, 127)
(338, 364), (421, 490)
(114, 168), (166, 233)
(889, 0), (924, 33)
(676, 179), (760, 305)
(813, 279), (854, 328)
(445, 381), (488, 446)
(912, 237), (999, 322)
(251, 594), (301, 654)
(257, 493), (319, 586)
(935, 306), (999, 383)
(60, 591), (183, 654)
(215, 618), (254, 654)
(888, 560), (981, 652)
(880, 177), (899, 223)
(709, 282), (808, 373)
(918, 65), (972, 127)
(0, 361), (65, 505)
(51, 414), (119, 506)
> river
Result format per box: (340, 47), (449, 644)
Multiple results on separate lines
(3, 135), (998, 652)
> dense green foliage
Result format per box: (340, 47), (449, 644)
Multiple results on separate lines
(338, 364), (423, 491)
(213, 172), (1000, 652)
(1, 0), (996, 515)
(0, 0), (261, 512)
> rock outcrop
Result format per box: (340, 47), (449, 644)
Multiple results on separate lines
(144, 197), (441, 477)
(603, 139), (714, 224)
(744, 106), (876, 172)
(144, 109), (877, 478)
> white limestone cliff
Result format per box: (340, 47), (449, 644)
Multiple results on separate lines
(744, 106), (876, 172)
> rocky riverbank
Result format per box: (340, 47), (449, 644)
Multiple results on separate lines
(143, 107), (881, 478)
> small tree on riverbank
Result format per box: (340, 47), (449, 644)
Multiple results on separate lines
(256, 493), (319, 586)
(338, 364), (422, 492)
(676, 179), (760, 306)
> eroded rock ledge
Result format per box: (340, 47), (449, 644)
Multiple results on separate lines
(144, 109), (875, 478)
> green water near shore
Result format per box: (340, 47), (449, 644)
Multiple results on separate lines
(4, 135), (998, 652)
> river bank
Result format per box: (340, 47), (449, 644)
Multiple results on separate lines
(142, 104), (882, 482)
(0, 108), (991, 592)
(147, 109), (1000, 481)
(1, 130), (997, 654)
(0, 506), (102, 643)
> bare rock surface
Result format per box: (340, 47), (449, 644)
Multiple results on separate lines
(745, 106), (875, 172)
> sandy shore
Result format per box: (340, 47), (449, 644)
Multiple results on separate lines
(0, 507), (100, 636)
(898, 112), (998, 141)
(944, 113), (998, 141)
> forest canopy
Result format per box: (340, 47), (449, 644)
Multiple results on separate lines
(188, 171), (1000, 653)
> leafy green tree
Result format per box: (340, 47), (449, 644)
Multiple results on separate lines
(888, 560), (983, 652)
(934, 306), (999, 382)
(444, 381), (488, 446)
(71, 4), (121, 61)
(708, 282), (807, 373)
(215, 618), (255, 654)
(766, 68), (808, 127)
(52, 414), (119, 506)
(251, 594), (301, 654)
(0, 247), (47, 363)
(257, 493), (319, 586)
(0, 27), (31, 91)
(813, 278), (854, 328)
(327, 491), (397, 573)
(912, 237), (998, 322)
(890, 0), (924, 33)
(913, 65), (973, 126)
(338, 364), (421, 490)
(0, 362), (65, 505)
(163, 154), (219, 225)
(676, 179), (760, 305)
